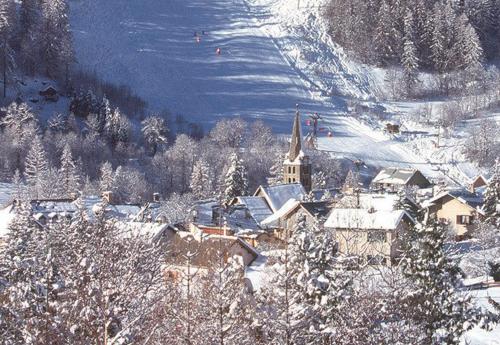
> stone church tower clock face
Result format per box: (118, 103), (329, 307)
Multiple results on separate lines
(283, 108), (312, 192)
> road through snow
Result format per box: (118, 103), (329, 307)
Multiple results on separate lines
(70, 0), (439, 176)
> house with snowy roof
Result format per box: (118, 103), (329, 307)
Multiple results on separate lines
(261, 200), (332, 239)
(468, 175), (488, 193)
(337, 192), (419, 214)
(164, 231), (259, 277)
(371, 167), (431, 192)
(424, 189), (484, 238)
(325, 208), (414, 266)
(189, 199), (282, 249)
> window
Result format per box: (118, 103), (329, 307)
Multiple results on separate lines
(456, 215), (473, 225)
(288, 166), (292, 174)
(367, 231), (386, 243)
(366, 255), (387, 265)
(292, 166), (296, 174)
(292, 178), (296, 182)
(288, 178), (291, 183)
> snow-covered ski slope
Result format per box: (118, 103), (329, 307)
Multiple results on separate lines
(70, 0), (447, 180)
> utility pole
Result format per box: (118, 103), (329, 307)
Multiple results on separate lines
(297, 0), (300, 9)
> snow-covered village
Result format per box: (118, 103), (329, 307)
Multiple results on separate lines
(0, 0), (500, 344)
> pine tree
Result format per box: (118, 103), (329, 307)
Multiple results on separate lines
(1, 102), (37, 138)
(24, 136), (49, 199)
(374, 0), (401, 65)
(453, 14), (483, 70)
(0, 0), (16, 98)
(483, 159), (500, 227)
(141, 115), (168, 155)
(401, 9), (420, 97)
(19, 0), (42, 75)
(99, 161), (114, 193)
(223, 153), (248, 202)
(401, 213), (485, 344)
(11, 168), (23, 199)
(190, 159), (211, 199)
(59, 144), (80, 197)
(0, 203), (58, 343)
(268, 152), (284, 186)
(293, 217), (353, 343)
(40, 0), (73, 79)
(104, 108), (131, 145)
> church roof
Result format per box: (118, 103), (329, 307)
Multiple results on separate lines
(287, 109), (302, 162)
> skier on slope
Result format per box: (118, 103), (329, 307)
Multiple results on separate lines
(216, 47), (221, 55)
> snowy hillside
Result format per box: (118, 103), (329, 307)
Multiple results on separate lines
(69, 0), (493, 185)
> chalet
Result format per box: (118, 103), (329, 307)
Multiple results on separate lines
(39, 86), (59, 102)
(325, 208), (414, 266)
(468, 175), (488, 193)
(371, 168), (431, 192)
(424, 189), (484, 238)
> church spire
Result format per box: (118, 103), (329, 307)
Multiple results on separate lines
(288, 105), (302, 162)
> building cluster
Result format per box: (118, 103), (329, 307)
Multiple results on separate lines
(0, 112), (493, 288)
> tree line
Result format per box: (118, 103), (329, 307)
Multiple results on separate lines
(325, 0), (499, 96)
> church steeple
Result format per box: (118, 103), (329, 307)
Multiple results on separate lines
(283, 105), (312, 192)
(288, 107), (302, 162)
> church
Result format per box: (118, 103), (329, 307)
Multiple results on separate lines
(282, 108), (312, 192)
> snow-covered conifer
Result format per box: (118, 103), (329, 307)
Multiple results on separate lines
(24, 136), (49, 199)
(483, 159), (500, 227)
(267, 152), (284, 186)
(59, 144), (80, 197)
(1, 102), (37, 138)
(141, 115), (168, 155)
(104, 108), (131, 145)
(190, 159), (211, 199)
(99, 161), (114, 193)
(401, 9), (420, 97)
(454, 14), (483, 70)
(40, 0), (73, 79)
(401, 213), (486, 343)
(223, 153), (248, 202)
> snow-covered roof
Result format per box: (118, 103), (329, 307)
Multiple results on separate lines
(115, 221), (171, 241)
(261, 198), (300, 227)
(372, 168), (421, 185)
(324, 209), (410, 230)
(30, 199), (79, 215)
(193, 200), (262, 234)
(254, 183), (306, 212)
(356, 193), (416, 212)
(424, 189), (484, 212)
(105, 204), (142, 221)
(234, 196), (273, 224)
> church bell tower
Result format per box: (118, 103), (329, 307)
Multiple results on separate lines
(283, 107), (312, 192)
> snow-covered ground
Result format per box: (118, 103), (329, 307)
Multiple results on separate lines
(70, 0), (472, 185)
(464, 286), (500, 345)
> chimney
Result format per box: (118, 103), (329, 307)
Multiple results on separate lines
(153, 193), (161, 203)
(102, 191), (114, 204)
